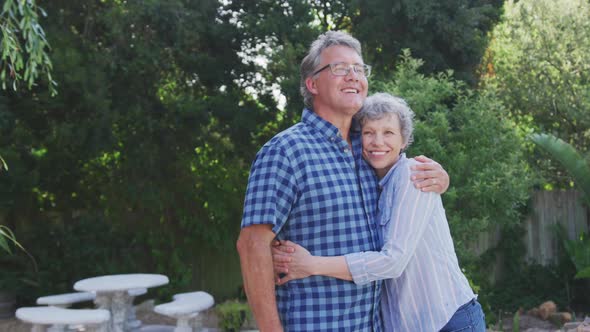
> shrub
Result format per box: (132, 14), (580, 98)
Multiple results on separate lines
(216, 300), (251, 332)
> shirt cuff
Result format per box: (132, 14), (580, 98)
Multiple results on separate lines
(345, 253), (371, 285)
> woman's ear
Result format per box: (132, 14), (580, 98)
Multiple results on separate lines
(305, 77), (318, 95)
(400, 143), (408, 154)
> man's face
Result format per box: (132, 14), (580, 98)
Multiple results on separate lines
(309, 45), (368, 119)
(361, 114), (406, 179)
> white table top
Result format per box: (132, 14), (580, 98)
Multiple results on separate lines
(74, 273), (169, 293)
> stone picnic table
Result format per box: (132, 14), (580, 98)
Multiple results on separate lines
(74, 273), (169, 332)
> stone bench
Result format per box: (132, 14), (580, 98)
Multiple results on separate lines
(36, 288), (146, 305)
(36, 292), (95, 308)
(36, 288), (147, 330)
(16, 306), (110, 332)
(154, 291), (214, 332)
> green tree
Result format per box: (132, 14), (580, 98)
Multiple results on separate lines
(349, 0), (503, 83)
(0, 0), (55, 257)
(484, 0), (590, 185)
(282, 0), (503, 82)
(0, 0), (55, 94)
(0, 0), (268, 298)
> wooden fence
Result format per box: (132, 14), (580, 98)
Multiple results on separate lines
(524, 190), (589, 265)
(470, 190), (589, 270)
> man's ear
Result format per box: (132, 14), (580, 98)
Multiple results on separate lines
(305, 77), (318, 95)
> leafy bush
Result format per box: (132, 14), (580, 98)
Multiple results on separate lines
(531, 133), (590, 206)
(6, 213), (150, 305)
(216, 300), (251, 332)
(564, 233), (590, 280)
(484, 0), (590, 186)
(485, 263), (574, 315)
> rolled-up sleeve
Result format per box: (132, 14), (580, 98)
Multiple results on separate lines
(345, 159), (438, 285)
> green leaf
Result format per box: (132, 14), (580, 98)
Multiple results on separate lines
(574, 266), (590, 279)
(0, 226), (15, 254)
(531, 133), (590, 204)
(0, 155), (7, 171)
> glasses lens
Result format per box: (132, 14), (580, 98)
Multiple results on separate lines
(359, 64), (371, 77)
(331, 63), (349, 76)
(353, 64), (366, 76)
(329, 63), (371, 77)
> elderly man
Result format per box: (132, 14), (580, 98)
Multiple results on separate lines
(237, 31), (449, 331)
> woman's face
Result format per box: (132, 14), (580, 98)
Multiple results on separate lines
(361, 113), (407, 179)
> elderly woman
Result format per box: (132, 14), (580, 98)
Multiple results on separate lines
(273, 92), (485, 332)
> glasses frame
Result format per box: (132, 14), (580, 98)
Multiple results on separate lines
(312, 62), (372, 78)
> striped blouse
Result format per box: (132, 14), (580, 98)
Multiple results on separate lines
(345, 154), (475, 332)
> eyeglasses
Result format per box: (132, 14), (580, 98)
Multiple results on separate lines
(313, 62), (372, 78)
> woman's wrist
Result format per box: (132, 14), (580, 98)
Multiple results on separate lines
(309, 255), (353, 281)
(308, 255), (323, 276)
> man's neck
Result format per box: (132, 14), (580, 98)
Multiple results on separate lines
(313, 108), (354, 142)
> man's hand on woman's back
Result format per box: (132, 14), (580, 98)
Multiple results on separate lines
(410, 155), (450, 194)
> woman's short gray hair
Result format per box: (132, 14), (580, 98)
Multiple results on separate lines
(300, 31), (363, 110)
(355, 93), (415, 148)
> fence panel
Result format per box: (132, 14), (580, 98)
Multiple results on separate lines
(524, 190), (589, 265)
(469, 190), (588, 268)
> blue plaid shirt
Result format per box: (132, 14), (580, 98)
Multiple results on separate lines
(242, 109), (382, 331)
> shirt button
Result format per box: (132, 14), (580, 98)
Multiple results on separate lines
(343, 148), (350, 153)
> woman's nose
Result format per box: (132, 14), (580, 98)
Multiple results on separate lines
(373, 134), (384, 145)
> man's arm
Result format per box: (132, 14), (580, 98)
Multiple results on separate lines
(411, 155), (450, 193)
(237, 224), (283, 332)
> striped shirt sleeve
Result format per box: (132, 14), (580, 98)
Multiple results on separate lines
(345, 159), (438, 285)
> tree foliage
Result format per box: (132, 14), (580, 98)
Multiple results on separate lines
(532, 133), (590, 206)
(284, 0), (503, 82)
(484, 0), (590, 186)
(223, 0), (503, 123)
(1, 0), (268, 297)
(0, 0), (55, 94)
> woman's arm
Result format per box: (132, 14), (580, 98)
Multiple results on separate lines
(273, 241), (352, 284)
(273, 160), (438, 285)
(346, 166), (437, 284)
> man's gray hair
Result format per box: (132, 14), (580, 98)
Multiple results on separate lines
(355, 93), (415, 148)
(300, 31), (363, 110)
